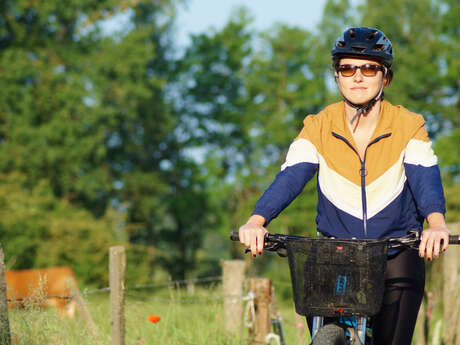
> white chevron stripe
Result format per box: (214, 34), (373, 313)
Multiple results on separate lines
(281, 138), (319, 171)
(317, 154), (363, 219)
(404, 139), (438, 167)
(366, 151), (406, 219)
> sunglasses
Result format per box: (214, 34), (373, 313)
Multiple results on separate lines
(337, 63), (385, 77)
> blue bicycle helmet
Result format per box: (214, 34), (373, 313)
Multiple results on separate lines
(332, 27), (393, 67)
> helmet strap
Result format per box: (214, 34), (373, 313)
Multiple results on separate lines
(345, 84), (384, 133)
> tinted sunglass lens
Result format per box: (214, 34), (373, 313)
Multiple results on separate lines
(361, 64), (379, 76)
(339, 65), (356, 77)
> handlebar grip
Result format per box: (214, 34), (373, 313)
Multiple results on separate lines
(449, 235), (460, 245)
(230, 231), (240, 241)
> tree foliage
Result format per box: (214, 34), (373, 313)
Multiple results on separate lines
(0, 173), (114, 284)
(0, 0), (187, 284)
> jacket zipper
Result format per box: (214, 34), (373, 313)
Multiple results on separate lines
(332, 132), (391, 237)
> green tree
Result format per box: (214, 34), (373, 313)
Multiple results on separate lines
(435, 0), (460, 222)
(359, 0), (447, 136)
(0, 173), (114, 285)
(435, 129), (460, 222)
(0, 0), (128, 285)
(176, 9), (329, 272)
(239, 24), (327, 237)
(0, 0), (198, 283)
(173, 9), (255, 270)
(438, 0), (460, 127)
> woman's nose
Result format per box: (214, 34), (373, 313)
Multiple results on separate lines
(353, 68), (364, 82)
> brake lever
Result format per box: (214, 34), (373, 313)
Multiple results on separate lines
(244, 242), (288, 257)
(244, 243), (278, 253)
(388, 230), (420, 250)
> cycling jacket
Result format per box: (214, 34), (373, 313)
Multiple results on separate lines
(253, 100), (446, 239)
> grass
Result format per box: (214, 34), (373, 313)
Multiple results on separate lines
(8, 284), (448, 345)
(7, 283), (312, 345)
(8, 280), (447, 345)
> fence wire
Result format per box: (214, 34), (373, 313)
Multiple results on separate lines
(124, 292), (245, 303)
(5, 275), (288, 305)
(6, 275), (228, 303)
(80, 275), (222, 295)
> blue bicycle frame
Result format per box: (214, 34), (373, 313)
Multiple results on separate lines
(312, 315), (367, 344)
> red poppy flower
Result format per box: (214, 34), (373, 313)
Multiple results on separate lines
(148, 315), (161, 323)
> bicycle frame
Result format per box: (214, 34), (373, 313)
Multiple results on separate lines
(311, 315), (367, 344)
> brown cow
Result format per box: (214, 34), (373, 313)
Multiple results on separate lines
(5, 266), (77, 318)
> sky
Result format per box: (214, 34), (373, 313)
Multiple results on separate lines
(174, 0), (328, 48)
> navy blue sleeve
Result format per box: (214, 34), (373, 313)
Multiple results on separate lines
(404, 163), (446, 218)
(253, 162), (318, 225)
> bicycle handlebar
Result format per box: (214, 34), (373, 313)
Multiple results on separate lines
(451, 234), (460, 244)
(229, 232), (239, 242)
(230, 231), (460, 253)
(230, 231), (305, 242)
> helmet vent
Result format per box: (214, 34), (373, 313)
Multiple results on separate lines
(337, 41), (346, 47)
(351, 46), (366, 52)
(374, 44), (384, 51)
(367, 31), (378, 40)
(349, 29), (356, 37)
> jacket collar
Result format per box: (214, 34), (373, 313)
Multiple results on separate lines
(330, 99), (393, 142)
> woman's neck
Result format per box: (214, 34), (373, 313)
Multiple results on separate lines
(345, 99), (382, 133)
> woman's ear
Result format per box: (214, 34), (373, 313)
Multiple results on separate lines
(382, 66), (391, 87)
(334, 70), (339, 83)
(383, 76), (389, 87)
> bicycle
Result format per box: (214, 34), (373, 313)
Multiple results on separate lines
(230, 230), (460, 345)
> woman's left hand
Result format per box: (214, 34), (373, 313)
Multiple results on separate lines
(419, 224), (450, 260)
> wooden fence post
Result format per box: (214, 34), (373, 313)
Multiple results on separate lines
(249, 278), (271, 345)
(110, 246), (126, 345)
(443, 222), (460, 345)
(222, 260), (245, 333)
(0, 246), (11, 345)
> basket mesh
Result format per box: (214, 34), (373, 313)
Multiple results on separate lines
(286, 238), (388, 317)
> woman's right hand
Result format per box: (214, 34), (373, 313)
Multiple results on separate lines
(238, 215), (267, 257)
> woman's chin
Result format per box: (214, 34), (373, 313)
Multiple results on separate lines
(346, 95), (373, 105)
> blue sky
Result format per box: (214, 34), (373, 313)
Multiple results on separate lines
(174, 0), (328, 47)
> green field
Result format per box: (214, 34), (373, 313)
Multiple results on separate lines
(7, 273), (447, 345)
(8, 284), (312, 345)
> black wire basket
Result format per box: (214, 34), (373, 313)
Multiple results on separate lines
(286, 238), (388, 317)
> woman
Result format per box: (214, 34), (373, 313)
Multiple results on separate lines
(238, 27), (449, 345)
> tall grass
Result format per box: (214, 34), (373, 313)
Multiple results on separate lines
(8, 280), (441, 345)
(8, 284), (310, 345)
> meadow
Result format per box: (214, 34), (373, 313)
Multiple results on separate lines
(6, 251), (452, 345)
(7, 283), (312, 345)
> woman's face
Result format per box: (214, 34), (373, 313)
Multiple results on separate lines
(336, 58), (386, 105)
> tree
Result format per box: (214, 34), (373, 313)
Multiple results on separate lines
(359, 0), (449, 136)
(0, 173), (114, 285)
(0, 0), (190, 283)
(238, 24), (327, 237)
(172, 8), (255, 271)
(176, 9), (329, 273)
(435, 128), (460, 222)
(436, 0), (460, 127)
